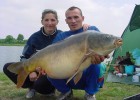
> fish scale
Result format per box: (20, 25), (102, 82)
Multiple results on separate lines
(7, 30), (123, 88)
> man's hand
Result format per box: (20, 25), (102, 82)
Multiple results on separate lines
(83, 24), (90, 31)
(91, 54), (109, 64)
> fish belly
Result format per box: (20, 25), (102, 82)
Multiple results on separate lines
(31, 39), (88, 79)
(43, 50), (90, 79)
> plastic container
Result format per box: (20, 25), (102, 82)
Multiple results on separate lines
(132, 48), (140, 59)
(125, 65), (134, 75)
(135, 57), (140, 66)
(132, 75), (139, 82)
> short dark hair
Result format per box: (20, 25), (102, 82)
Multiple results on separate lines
(66, 6), (83, 16)
(42, 9), (58, 20)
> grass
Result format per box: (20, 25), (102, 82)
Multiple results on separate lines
(0, 72), (140, 100)
(0, 44), (24, 46)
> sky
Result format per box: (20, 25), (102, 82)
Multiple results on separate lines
(0, 0), (140, 39)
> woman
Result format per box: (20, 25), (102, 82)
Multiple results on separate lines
(3, 9), (62, 99)
(3, 9), (90, 99)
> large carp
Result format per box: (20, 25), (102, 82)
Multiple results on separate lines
(7, 30), (122, 88)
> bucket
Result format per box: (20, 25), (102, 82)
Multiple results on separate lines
(125, 65), (134, 75)
(135, 57), (140, 66)
(132, 75), (139, 82)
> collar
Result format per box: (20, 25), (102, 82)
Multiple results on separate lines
(70, 27), (84, 35)
(41, 27), (56, 36)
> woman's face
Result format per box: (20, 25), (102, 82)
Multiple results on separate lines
(41, 13), (58, 34)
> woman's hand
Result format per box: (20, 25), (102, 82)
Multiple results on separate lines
(29, 72), (38, 81)
(29, 67), (46, 81)
(36, 67), (46, 75)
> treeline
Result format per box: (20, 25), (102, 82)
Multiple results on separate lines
(0, 34), (27, 45)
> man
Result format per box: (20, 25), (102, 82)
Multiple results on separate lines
(48, 6), (107, 100)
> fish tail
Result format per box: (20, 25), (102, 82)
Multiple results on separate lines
(7, 62), (25, 74)
(17, 67), (30, 88)
(7, 62), (30, 88)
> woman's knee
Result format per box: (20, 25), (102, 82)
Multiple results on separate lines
(3, 63), (12, 74)
(34, 76), (55, 94)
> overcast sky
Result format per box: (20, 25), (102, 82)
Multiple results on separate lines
(0, 0), (140, 39)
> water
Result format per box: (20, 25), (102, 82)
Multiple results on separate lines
(0, 46), (113, 72)
(0, 46), (24, 72)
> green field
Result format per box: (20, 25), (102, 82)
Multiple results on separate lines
(0, 72), (140, 100)
(0, 43), (24, 46)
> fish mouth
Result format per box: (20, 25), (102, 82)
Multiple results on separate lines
(114, 39), (123, 47)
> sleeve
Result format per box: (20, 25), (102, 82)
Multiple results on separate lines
(52, 32), (66, 43)
(20, 37), (36, 61)
(88, 26), (100, 32)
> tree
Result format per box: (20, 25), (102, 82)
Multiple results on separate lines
(17, 34), (24, 42)
(5, 35), (15, 43)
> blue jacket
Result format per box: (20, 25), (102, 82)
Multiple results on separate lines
(21, 27), (62, 59)
(48, 26), (104, 95)
(53, 26), (99, 43)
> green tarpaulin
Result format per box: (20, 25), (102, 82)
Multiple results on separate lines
(106, 5), (140, 85)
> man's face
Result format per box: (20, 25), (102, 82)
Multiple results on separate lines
(65, 9), (84, 31)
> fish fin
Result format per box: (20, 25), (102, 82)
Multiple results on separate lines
(7, 62), (24, 74)
(86, 48), (97, 56)
(7, 62), (30, 88)
(76, 54), (89, 69)
(17, 67), (30, 88)
(73, 72), (83, 84)
(66, 50), (94, 85)
(66, 71), (79, 84)
(66, 54), (90, 84)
